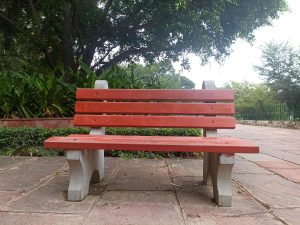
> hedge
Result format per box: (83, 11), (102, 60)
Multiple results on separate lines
(0, 127), (202, 158)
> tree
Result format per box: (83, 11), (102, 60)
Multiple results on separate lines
(255, 42), (300, 119)
(224, 81), (286, 120)
(100, 60), (195, 89)
(129, 60), (195, 89)
(0, 0), (287, 82)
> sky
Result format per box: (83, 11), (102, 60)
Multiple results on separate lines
(174, 0), (300, 88)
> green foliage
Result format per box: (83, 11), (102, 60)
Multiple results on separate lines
(225, 81), (289, 120)
(255, 41), (300, 119)
(0, 70), (74, 118)
(127, 60), (195, 89)
(0, 69), (96, 118)
(0, 127), (201, 158)
(0, 60), (194, 118)
(0, 127), (89, 156)
(0, 0), (288, 81)
(101, 60), (195, 89)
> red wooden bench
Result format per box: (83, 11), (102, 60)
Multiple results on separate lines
(44, 80), (259, 206)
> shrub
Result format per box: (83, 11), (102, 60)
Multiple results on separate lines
(0, 127), (202, 158)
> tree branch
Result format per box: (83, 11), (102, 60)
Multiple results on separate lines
(71, 0), (84, 62)
(94, 47), (150, 74)
(0, 13), (24, 33)
(103, 0), (113, 17)
(29, 0), (41, 34)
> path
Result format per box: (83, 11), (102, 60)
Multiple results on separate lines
(0, 125), (299, 225)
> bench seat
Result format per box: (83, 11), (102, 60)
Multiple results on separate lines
(45, 135), (259, 153)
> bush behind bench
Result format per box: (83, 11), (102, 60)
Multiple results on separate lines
(0, 127), (201, 158)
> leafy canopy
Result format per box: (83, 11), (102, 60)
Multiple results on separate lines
(0, 0), (287, 81)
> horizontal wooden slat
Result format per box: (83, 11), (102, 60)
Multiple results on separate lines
(44, 135), (259, 153)
(73, 115), (235, 129)
(75, 102), (235, 115)
(76, 89), (234, 101)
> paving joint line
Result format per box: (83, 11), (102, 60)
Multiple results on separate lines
(260, 152), (300, 166)
(232, 178), (289, 225)
(0, 163), (67, 211)
(0, 157), (34, 173)
(164, 159), (187, 225)
(82, 159), (122, 225)
(236, 154), (300, 183)
(0, 209), (82, 215)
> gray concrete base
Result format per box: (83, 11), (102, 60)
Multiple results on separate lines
(66, 80), (107, 201)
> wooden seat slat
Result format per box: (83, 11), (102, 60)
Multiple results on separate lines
(75, 102), (235, 115)
(44, 135), (259, 153)
(76, 89), (234, 101)
(73, 115), (235, 128)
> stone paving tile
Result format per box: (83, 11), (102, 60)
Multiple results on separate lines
(233, 173), (300, 208)
(233, 157), (274, 175)
(97, 190), (178, 206)
(1, 175), (96, 214)
(167, 158), (203, 177)
(254, 161), (300, 169)
(118, 158), (166, 168)
(0, 212), (83, 225)
(0, 157), (67, 192)
(237, 153), (282, 162)
(106, 159), (172, 191)
(286, 150), (300, 156)
(0, 156), (30, 170)
(273, 207), (300, 225)
(84, 202), (184, 225)
(186, 214), (284, 225)
(84, 191), (184, 225)
(267, 168), (300, 183)
(173, 176), (269, 217)
(0, 190), (23, 206)
(261, 150), (300, 165)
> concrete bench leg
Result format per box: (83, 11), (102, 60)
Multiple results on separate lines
(203, 152), (212, 185)
(210, 153), (234, 207)
(66, 149), (104, 201)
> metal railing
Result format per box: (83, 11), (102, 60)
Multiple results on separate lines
(235, 104), (299, 121)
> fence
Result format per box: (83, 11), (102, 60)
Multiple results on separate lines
(235, 104), (298, 121)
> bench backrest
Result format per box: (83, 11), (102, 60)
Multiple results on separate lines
(74, 88), (235, 129)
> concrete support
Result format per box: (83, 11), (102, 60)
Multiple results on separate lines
(210, 153), (234, 206)
(66, 80), (107, 201)
(202, 80), (234, 207)
(202, 130), (217, 185)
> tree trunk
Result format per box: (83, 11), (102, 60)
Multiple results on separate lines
(63, 0), (76, 83)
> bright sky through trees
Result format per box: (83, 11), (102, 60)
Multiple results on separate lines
(174, 0), (300, 88)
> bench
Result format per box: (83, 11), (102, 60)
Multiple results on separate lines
(44, 80), (259, 206)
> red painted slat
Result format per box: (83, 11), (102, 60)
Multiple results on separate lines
(75, 102), (235, 115)
(44, 135), (259, 153)
(73, 115), (235, 128)
(76, 89), (234, 101)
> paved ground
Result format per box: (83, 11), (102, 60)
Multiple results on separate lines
(0, 124), (299, 225)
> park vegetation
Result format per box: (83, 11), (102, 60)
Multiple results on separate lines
(0, 0), (288, 118)
(1, 0), (287, 82)
(0, 60), (194, 118)
(0, 1), (293, 156)
(255, 41), (300, 119)
(225, 81), (291, 121)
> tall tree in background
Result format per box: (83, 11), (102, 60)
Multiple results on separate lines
(1, 0), (287, 82)
(255, 41), (300, 118)
(225, 81), (282, 120)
